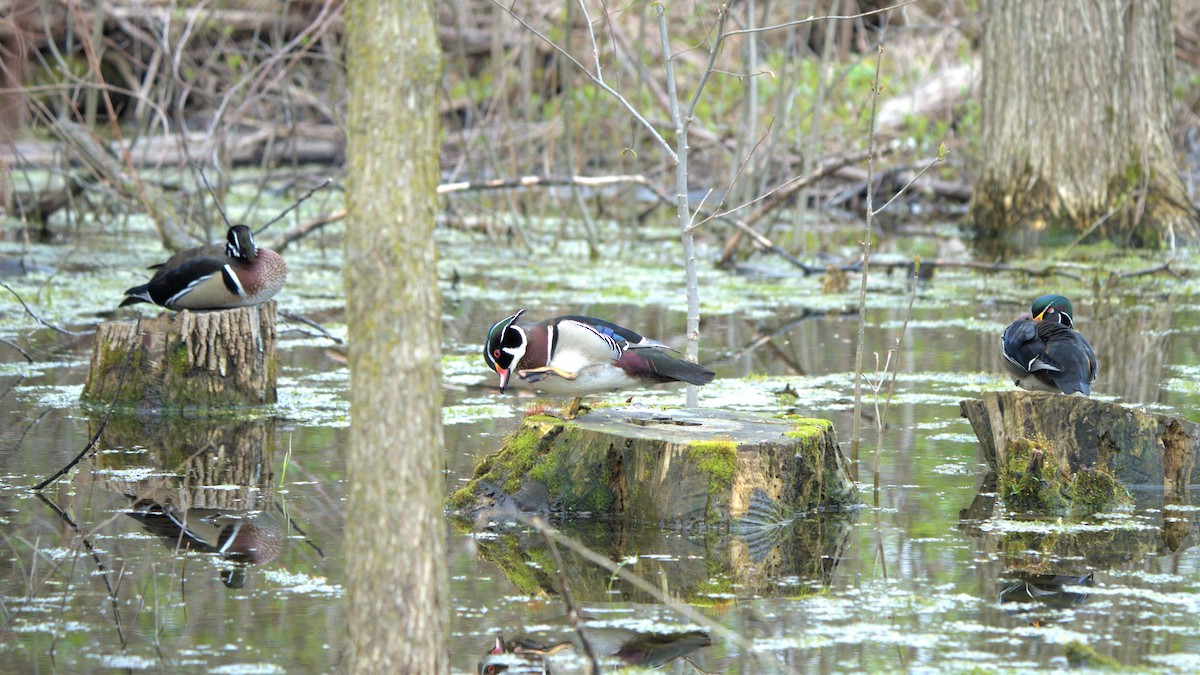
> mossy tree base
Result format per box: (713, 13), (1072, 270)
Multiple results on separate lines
(450, 407), (857, 529)
(998, 437), (1132, 516)
(960, 391), (1200, 500)
(82, 302), (278, 409)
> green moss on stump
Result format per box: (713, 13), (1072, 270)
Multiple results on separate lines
(1070, 467), (1132, 513)
(999, 436), (1132, 517)
(1000, 437), (1069, 515)
(686, 440), (737, 496)
(1064, 641), (1122, 669)
(449, 417), (614, 514)
(449, 408), (855, 526)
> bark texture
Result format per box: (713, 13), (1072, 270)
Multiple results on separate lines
(344, 0), (447, 671)
(960, 391), (1200, 497)
(82, 303), (277, 408)
(971, 0), (1199, 250)
(451, 409), (858, 527)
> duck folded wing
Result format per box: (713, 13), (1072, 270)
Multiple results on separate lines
(1004, 320), (1096, 395)
(148, 256), (243, 308)
(619, 348), (715, 386)
(558, 315), (671, 350)
(555, 318), (627, 361)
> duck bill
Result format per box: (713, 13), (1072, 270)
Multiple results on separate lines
(497, 368), (511, 393)
(1034, 309), (1047, 321)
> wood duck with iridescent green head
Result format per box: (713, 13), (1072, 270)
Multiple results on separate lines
(1001, 294), (1098, 395)
(120, 225), (286, 311)
(483, 310), (715, 413)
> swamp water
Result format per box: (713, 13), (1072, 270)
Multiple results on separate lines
(2, 219), (1199, 673)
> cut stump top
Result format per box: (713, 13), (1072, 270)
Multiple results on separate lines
(450, 406), (858, 528)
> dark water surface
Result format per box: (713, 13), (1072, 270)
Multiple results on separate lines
(2, 223), (1199, 672)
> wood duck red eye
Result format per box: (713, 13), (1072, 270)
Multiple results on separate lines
(493, 349), (502, 359)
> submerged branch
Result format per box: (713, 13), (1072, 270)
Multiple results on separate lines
(518, 515), (755, 654)
(1, 281), (87, 337)
(531, 517), (601, 674)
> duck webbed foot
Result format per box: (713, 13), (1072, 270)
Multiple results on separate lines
(518, 366), (578, 382)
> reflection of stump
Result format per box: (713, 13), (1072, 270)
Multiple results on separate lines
(89, 415), (276, 511)
(960, 391), (1200, 497)
(464, 510), (856, 603)
(82, 302), (278, 408)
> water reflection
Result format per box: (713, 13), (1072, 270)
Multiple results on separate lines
(998, 572), (1094, 626)
(123, 499), (284, 587)
(478, 625), (711, 673)
(83, 412), (284, 585)
(467, 510), (856, 604)
(961, 474), (1200, 569)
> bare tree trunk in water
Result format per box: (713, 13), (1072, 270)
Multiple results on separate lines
(971, 0), (1199, 252)
(344, 0), (447, 671)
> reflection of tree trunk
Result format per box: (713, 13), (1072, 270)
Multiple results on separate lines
(971, 0), (1199, 251)
(344, 0), (447, 670)
(1086, 296), (1173, 403)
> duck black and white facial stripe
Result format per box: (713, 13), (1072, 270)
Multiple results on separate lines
(1001, 294), (1098, 396)
(120, 225), (287, 311)
(483, 310), (714, 400)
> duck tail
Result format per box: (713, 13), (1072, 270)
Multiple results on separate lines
(645, 350), (715, 386)
(120, 285), (152, 307)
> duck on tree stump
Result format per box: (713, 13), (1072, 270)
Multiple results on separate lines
(84, 226), (286, 409)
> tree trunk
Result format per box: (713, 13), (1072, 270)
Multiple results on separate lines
(970, 0), (1199, 252)
(343, 0), (447, 671)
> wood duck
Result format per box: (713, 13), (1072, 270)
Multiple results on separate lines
(124, 498), (284, 588)
(120, 224), (287, 310)
(1001, 294), (1098, 395)
(480, 628), (711, 673)
(483, 310), (715, 412)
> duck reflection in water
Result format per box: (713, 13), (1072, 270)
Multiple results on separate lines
(478, 624), (712, 673)
(999, 572), (1094, 627)
(124, 498), (284, 588)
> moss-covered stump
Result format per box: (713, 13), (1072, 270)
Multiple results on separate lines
(960, 391), (1200, 498)
(450, 407), (857, 528)
(82, 302), (278, 409)
(998, 437), (1132, 516)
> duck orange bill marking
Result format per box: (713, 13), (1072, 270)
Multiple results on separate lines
(1001, 294), (1097, 395)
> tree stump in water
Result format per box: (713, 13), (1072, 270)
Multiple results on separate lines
(82, 302), (278, 409)
(449, 407), (858, 529)
(960, 391), (1200, 498)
